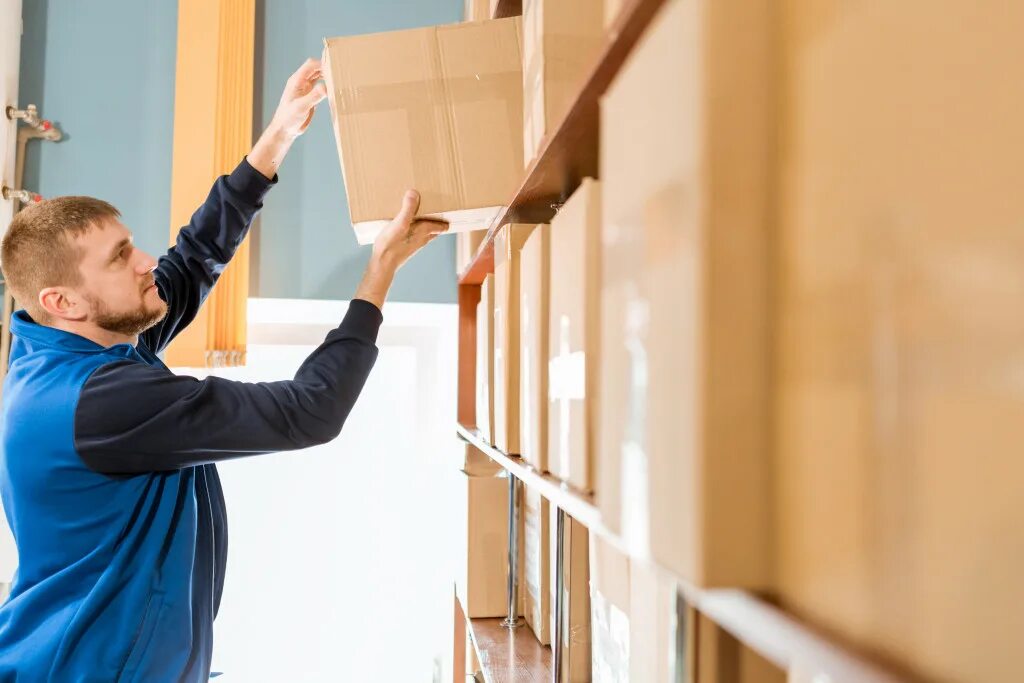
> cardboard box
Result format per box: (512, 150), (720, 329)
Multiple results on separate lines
(464, 0), (491, 21)
(455, 470), (509, 618)
(597, 0), (772, 588)
(323, 18), (523, 244)
(629, 561), (676, 683)
(456, 229), (487, 275)
(476, 275), (495, 442)
(548, 179), (601, 492)
(604, 0), (625, 29)
(590, 534), (630, 682)
(493, 224), (536, 454)
(551, 513), (592, 682)
(464, 443), (501, 476)
(523, 487), (551, 644)
(519, 223), (551, 472)
(696, 613), (785, 683)
(774, 2), (1024, 681)
(522, 0), (605, 166)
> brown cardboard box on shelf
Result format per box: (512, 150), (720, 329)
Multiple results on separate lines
(547, 179), (601, 493)
(322, 18), (523, 245)
(551, 512), (591, 682)
(464, 443), (501, 476)
(597, 0), (772, 589)
(696, 613), (785, 683)
(589, 534), (631, 680)
(523, 487), (551, 644)
(604, 0), (625, 29)
(522, 0), (604, 166)
(456, 229), (487, 276)
(476, 275), (495, 442)
(464, 0), (490, 21)
(493, 224), (536, 455)
(455, 470), (509, 618)
(519, 223), (551, 472)
(629, 560), (676, 683)
(774, 2), (1024, 682)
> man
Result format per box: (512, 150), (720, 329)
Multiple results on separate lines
(0, 59), (446, 680)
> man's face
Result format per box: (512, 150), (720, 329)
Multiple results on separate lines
(73, 219), (167, 337)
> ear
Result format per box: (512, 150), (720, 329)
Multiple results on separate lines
(38, 286), (89, 323)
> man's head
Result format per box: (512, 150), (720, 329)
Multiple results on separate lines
(1, 197), (168, 338)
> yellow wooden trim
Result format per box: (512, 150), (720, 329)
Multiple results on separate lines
(166, 0), (254, 367)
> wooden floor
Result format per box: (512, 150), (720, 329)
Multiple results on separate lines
(468, 617), (553, 683)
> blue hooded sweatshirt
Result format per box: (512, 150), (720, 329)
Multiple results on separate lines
(0, 158), (381, 681)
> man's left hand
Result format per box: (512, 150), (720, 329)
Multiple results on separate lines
(270, 58), (328, 139)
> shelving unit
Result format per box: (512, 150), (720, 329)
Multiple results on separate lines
(454, 0), (907, 681)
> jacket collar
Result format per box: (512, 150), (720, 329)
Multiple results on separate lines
(10, 309), (129, 354)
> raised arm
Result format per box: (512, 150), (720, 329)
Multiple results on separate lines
(142, 58), (328, 353)
(77, 190), (447, 473)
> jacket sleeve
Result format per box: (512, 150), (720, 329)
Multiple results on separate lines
(74, 300), (382, 474)
(140, 157), (276, 354)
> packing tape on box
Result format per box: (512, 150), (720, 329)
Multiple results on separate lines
(549, 315), (585, 476)
(621, 287), (651, 557)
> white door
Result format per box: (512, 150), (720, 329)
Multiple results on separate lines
(0, 0), (22, 587)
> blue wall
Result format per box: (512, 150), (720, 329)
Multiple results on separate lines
(18, 0), (461, 304)
(253, 0), (461, 302)
(19, 0), (178, 262)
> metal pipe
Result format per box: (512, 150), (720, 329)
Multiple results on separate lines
(1, 186), (41, 204)
(552, 507), (566, 682)
(502, 472), (523, 628)
(6, 105), (61, 140)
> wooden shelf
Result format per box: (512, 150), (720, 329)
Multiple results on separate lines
(467, 613), (553, 682)
(458, 0), (671, 285)
(458, 422), (907, 683)
(456, 423), (603, 531)
(693, 590), (906, 683)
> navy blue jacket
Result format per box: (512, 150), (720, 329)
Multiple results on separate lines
(0, 158), (381, 681)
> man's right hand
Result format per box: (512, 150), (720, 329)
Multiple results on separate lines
(354, 190), (449, 310)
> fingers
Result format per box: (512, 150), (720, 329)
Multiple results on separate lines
(298, 82), (328, 108)
(394, 190), (421, 226)
(290, 58), (322, 85)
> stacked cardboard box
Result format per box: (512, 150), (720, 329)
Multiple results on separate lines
(463, 443), (501, 476)
(476, 275), (495, 442)
(519, 223), (551, 472)
(455, 469), (509, 618)
(628, 561), (676, 683)
(604, 0), (624, 29)
(696, 613), (785, 683)
(322, 18), (523, 244)
(522, 0), (605, 166)
(597, 0), (773, 588)
(493, 224), (536, 454)
(456, 229), (487, 275)
(774, 2), (1024, 681)
(589, 534), (630, 681)
(548, 179), (602, 493)
(464, 0), (490, 21)
(551, 514), (591, 682)
(523, 487), (551, 644)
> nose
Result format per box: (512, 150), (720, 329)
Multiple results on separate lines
(135, 250), (158, 274)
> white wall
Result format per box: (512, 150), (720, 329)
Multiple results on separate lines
(196, 299), (463, 682)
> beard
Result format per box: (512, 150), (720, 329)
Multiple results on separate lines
(87, 290), (169, 337)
